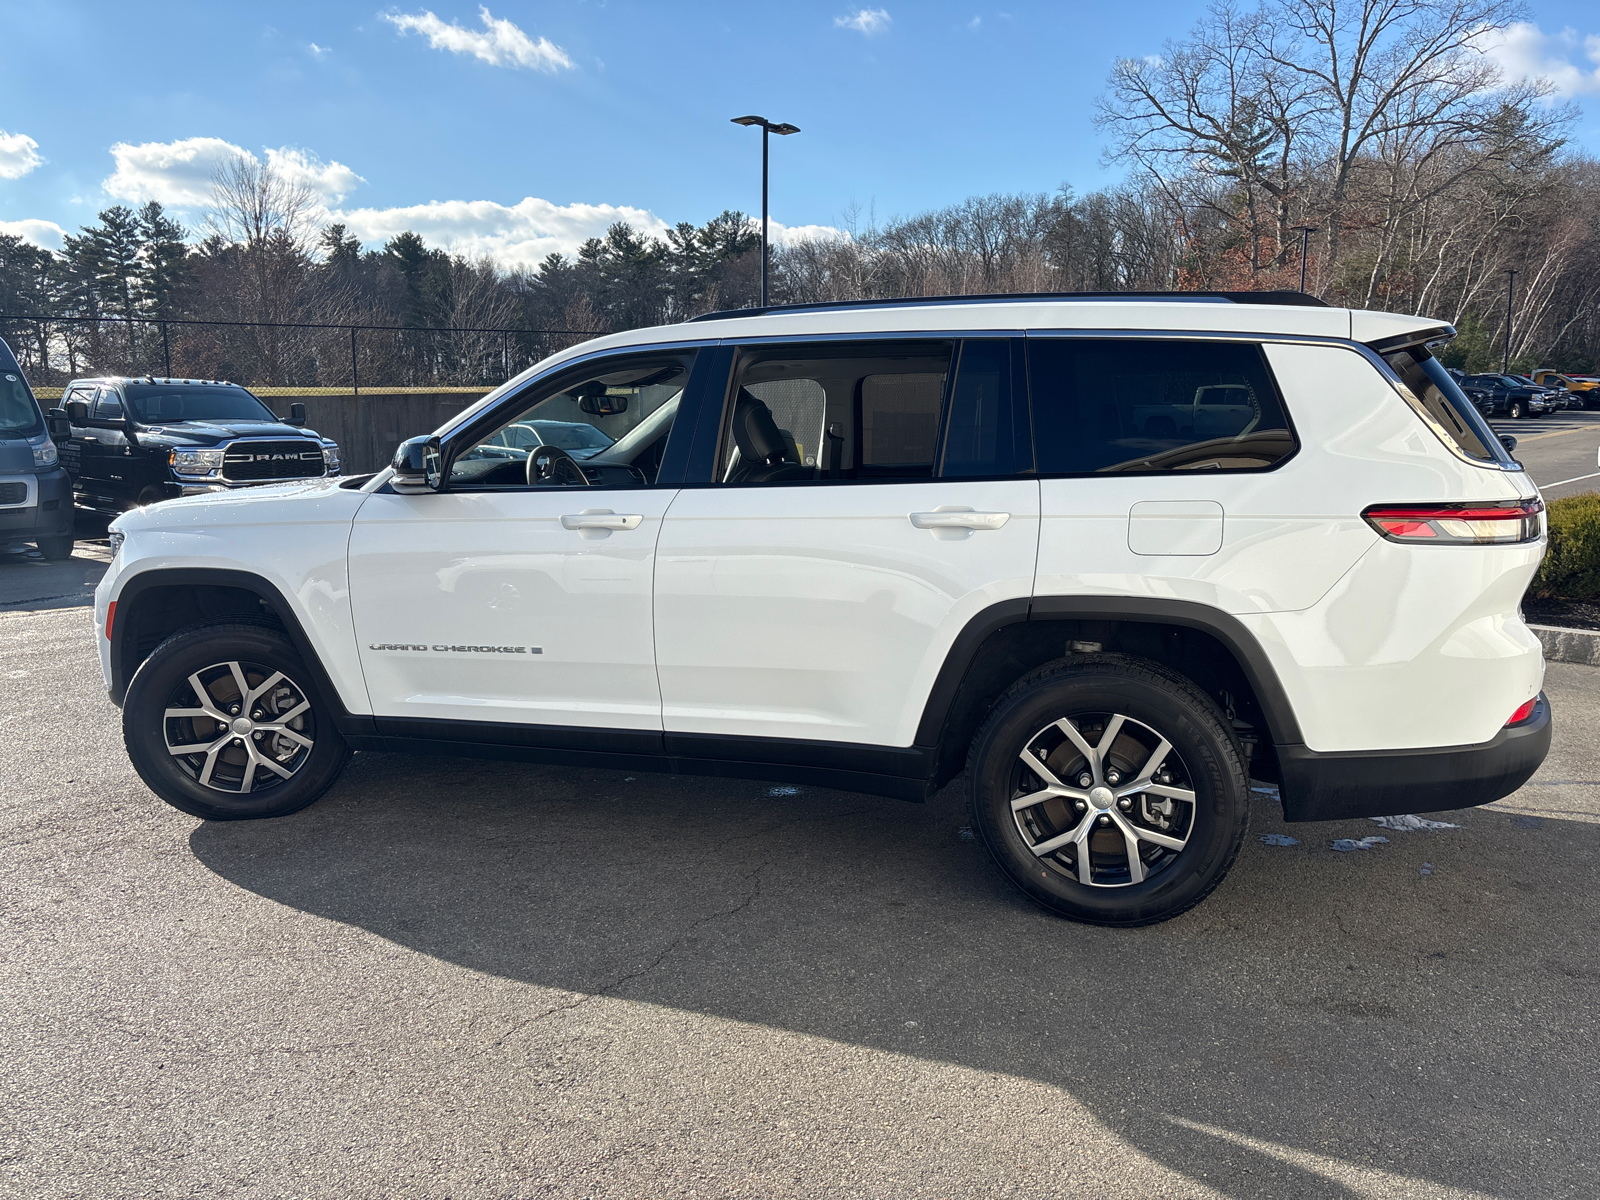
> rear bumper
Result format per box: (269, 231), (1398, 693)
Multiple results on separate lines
(1275, 694), (1551, 822)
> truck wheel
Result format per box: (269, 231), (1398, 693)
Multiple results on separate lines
(968, 656), (1249, 927)
(1508, 400), (1524, 419)
(122, 622), (351, 820)
(37, 536), (73, 561)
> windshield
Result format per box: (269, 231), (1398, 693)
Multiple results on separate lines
(1382, 347), (1515, 467)
(528, 421), (614, 453)
(123, 384), (278, 424)
(0, 369), (44, 437)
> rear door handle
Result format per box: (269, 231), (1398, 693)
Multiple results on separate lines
(909, 509), (1010, 530)
(561, 512), (642, 530)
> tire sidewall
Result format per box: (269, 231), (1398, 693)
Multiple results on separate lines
(971, 662), (1247, 925)
(123, 623), (349, 821)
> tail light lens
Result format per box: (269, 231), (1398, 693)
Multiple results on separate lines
(1362, 499), (1544, 545)
(104, 599), (116, 641)
(1507, 697), (1538, 726)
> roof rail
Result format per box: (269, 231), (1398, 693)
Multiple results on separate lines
(685, 289), (1330, 323)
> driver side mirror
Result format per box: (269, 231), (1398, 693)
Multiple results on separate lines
(66, 400), (89, 424)
(574, 380), (629, 417)
(47, 408), (72, 439)
(284, 402), (306, 427)
(391, 435), (443, 494)
(1499, 434), (1518, 453)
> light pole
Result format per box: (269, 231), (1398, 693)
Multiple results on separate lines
(1292, 225), (1318, 294)
(731, 114), (800, 308)
(1502, 268), (1517, 373)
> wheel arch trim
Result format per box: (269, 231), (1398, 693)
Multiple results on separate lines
(108, 567), (371, 733)
(915, 595), (1305, 748)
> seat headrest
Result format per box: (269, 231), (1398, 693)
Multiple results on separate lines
(731, 389), (787, 463)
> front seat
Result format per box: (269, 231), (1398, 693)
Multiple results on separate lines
(728, 390), (813, 483)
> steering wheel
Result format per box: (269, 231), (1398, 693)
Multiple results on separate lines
(526, 444), (592, 487)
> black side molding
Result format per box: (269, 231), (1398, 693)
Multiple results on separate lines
(1275, 695), (1551, 822)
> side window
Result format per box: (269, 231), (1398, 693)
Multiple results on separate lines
(93, 388), (125, 420)
(711, 339), (1025, 485)
(448, 353), (694, 489)
(1027, 339), (1295, 474)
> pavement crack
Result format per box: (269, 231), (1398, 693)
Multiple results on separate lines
(493, 862), (769, 1040)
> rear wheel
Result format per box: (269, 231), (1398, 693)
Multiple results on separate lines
(123, 622), (351, 820)
(37, 536), (73, 560)
(968, 656), (1249, 926)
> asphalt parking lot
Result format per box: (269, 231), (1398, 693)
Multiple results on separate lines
(1489, 406), (1600, 500)
(3, 543), (1600, 1196)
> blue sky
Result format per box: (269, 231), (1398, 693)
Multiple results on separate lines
(2, 0), (1598, 267)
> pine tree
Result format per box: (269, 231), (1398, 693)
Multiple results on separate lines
(136, 201), (191, 320)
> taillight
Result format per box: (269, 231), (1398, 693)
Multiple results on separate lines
(1362, 500), (1544, 545)
(104, 600), (116, 641)
(1507, 697), (1538, 726)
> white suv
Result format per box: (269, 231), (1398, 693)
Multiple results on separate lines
(95, 292), (1551, 925)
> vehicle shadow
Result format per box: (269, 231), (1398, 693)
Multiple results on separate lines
(189, 750), (1600, 1197)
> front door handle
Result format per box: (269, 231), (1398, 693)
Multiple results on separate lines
(909, 508), (1010, 530)
(561, 511), (642, 530)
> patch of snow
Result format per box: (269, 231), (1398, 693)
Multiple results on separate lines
(1259, 833), (1299, 846)
(1370, 814), (1459, 832)
(766, 785), (800, 797)
(1330, 836), (1388, 852)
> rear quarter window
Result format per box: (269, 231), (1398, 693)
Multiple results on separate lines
(1026, 338), (1296, 474)
(1379, 347), (1512, 467)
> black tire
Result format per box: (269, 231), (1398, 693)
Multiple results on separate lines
(37, 536), (73, 560)
(123, 622), (351, 820)
(1508, 400), (1524, 419)
(968, 655), (1249, 927)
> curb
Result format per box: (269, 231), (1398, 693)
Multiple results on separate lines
(1531, 624), (1600, 667)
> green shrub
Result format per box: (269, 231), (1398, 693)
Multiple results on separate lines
(1531, 492), (1600, 601)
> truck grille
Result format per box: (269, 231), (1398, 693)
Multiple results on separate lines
(221, 441), (325, 482)
(0, 482), (27, 506)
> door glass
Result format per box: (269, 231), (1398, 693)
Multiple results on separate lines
(93, 388), (125, 420)
(448, 353), (694, 489)
(714, 341), (961, 484)
(1027, 338), (1296, 474)
(939, 340), (1020, 477)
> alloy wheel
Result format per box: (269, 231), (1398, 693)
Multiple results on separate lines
(1010, 711), (1196, 887)
(163, 660), (316, 794)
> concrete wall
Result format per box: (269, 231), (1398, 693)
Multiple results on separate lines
(284, 391), (492, 474)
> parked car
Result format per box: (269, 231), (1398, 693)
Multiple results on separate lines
(0, 337), (74, 560)
(1508, 374), (1571, 411)
(96, 292), (1550, 926)
(1532, 370), (1600, 410)
(59, 377), (340, 513)
(1458, 373), (1551, 419)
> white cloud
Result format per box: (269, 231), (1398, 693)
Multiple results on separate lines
(0, 130), (44, 180)
(309, 42), (332, 56)
(329, 196), (670, 267)
(326, 197), (845, 267)
(0, 218), (65, 251)
(765, 219), (847, 247)
(835, 8), (891, 35)
(1476, 22), (1600, 96)
(384, 6), (574, 71)
(103, 137), (364, 208)
(264, 147), (364, 203)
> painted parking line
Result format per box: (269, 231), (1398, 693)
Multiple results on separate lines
(1542, 471), (1600, 490)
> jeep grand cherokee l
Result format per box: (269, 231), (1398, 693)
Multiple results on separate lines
(93, 292), (1551, 926)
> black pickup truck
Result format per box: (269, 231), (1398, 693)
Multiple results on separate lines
(59, 377), (340, 513)
(1457, 373), (1551, 420)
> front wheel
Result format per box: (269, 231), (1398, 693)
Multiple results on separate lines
(123, 622), (351, 820)
(968, 656), (1249, 926)
(37, 536), (73, 560)
(1508, 400), (1525, 419)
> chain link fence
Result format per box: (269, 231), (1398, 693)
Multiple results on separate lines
(0, 313), (595, 394)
